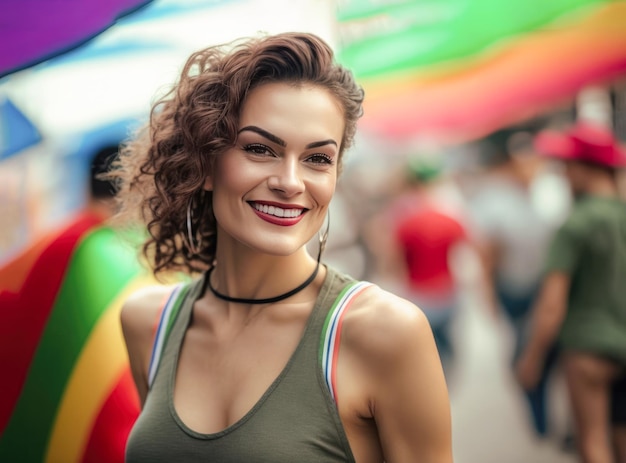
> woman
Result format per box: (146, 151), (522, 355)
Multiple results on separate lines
(113, 32), (452, 462)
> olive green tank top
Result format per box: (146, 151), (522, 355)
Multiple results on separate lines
(126, 266), (362, 462)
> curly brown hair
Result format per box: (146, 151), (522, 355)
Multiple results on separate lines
(111, 31), (364, 277)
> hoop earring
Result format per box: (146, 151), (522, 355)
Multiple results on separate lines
(185, 198), (201, 255)
(317, 211), (330, 263)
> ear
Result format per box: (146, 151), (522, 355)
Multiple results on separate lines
(203, 175), (213, 191)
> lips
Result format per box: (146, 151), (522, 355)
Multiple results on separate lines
(249, 201), (307, 226)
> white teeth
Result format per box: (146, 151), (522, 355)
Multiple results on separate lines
(253, 203), (303, 218)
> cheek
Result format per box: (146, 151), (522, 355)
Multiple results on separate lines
(213, 156), (256, 194)
(209, 163), (245, 215)
(215, 168), (239, 193)
(311, 176), (337, 206)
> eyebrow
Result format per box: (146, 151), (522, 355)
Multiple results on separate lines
(238, 126), (338, 149)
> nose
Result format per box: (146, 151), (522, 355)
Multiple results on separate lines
(267, 156), (305, 196)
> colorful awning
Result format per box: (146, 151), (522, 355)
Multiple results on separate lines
(337, 0), (626, 142)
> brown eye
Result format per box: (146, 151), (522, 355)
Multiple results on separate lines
(307, 153), (333, 165)
(244, 144), (273, 156)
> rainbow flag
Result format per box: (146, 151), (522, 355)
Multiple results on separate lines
(337, 0), (626, 142)
(0, 211), (158, 463)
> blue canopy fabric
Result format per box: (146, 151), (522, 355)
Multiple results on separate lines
(0, 98), (41, 161)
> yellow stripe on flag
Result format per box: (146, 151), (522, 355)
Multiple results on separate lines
(44, 274), (158, 463)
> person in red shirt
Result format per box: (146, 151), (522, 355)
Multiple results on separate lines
(366, 157), (468, 374)
(397, 165), (466, 371)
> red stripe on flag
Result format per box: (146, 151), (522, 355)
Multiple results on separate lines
(0, 231), (57, 293)
(0, 212), (103, 433)
(80, 367), (140, 463)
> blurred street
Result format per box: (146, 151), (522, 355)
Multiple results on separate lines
(448, 279), (577, 463)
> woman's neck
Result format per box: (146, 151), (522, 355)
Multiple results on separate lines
(209, 248), (320, 304)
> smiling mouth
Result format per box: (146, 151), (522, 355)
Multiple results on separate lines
(250, 202), (305, 218)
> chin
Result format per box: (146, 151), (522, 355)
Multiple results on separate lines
(254, 239), (305, 258)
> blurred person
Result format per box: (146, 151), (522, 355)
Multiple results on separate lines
(112, 32), (453, 462)
(0, 144), (153, 463)
(516, 121), (626, 463)
(466, 127), (563, 439)
(364, 155), (469, 376)
(336, 146), (410, 282)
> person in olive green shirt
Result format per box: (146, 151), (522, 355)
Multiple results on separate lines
(516, 121), (626, 463)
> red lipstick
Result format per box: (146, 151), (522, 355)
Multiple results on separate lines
(249, 201), (306, 226)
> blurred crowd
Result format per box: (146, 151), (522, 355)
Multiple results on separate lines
(319, 83), (626, 462)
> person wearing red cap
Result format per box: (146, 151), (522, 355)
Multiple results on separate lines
(516, 121), (626, 463)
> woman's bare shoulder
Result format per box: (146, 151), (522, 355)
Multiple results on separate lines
(341, 284), (434, 363)
(341, 284), (452, 461)
(120, 284), (176, 334)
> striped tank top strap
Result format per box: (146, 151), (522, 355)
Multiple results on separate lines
(147, 283), (190, 388)
(320, 280), (374, 402)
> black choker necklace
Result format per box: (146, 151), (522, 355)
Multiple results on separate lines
(206, 262), (320, 304)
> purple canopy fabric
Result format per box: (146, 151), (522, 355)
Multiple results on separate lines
(0, 0), (153, 78)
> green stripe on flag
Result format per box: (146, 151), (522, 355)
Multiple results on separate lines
(0, 227), (143, 462)
(337, 0), (605, 78)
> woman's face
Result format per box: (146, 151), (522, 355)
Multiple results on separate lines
(205, 82), (345, 257)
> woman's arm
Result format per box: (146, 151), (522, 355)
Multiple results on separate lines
(346, 290), (454, 462)
(120, 285), (172, 407)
